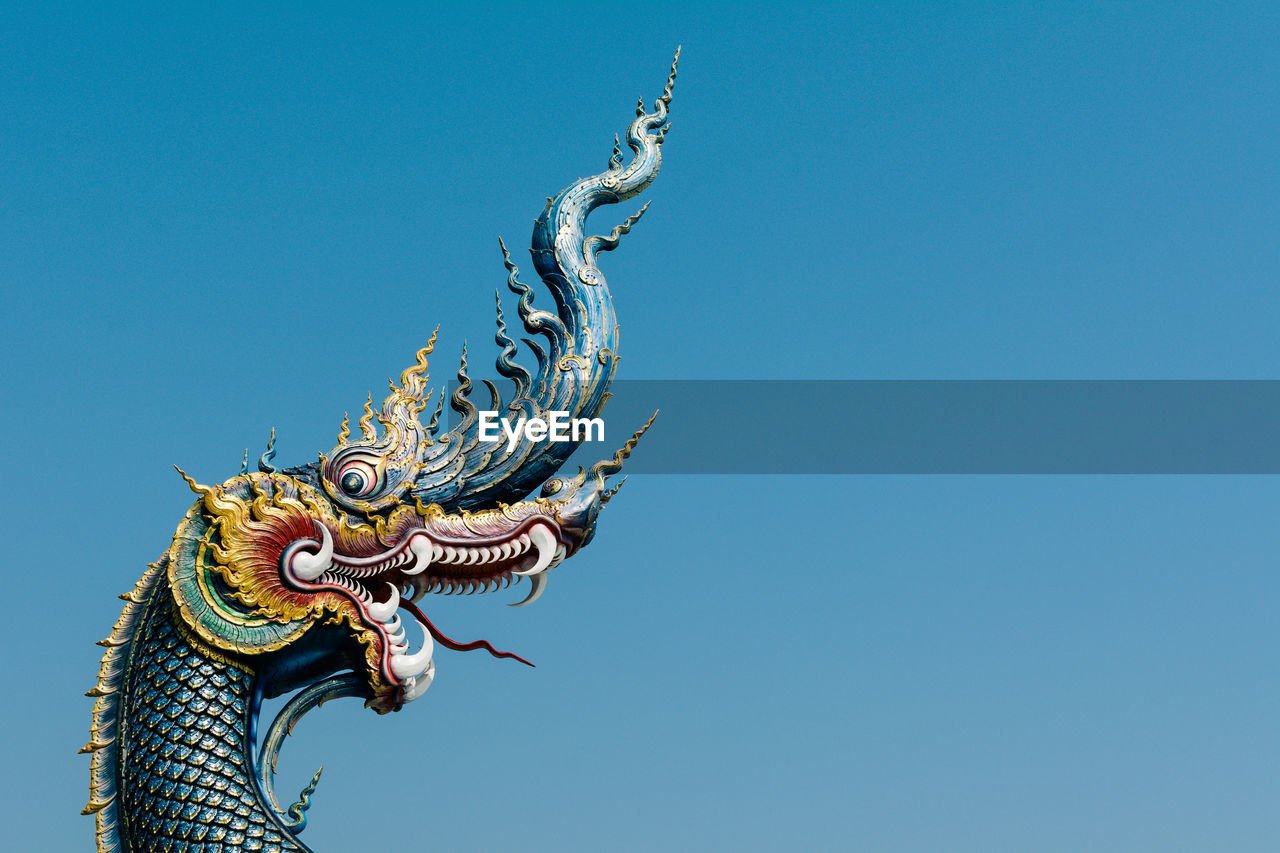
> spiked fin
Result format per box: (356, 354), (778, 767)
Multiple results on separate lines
(585, 201), (650, 263)
(257, 427), (277, 473)
(609, 133), (623, 170)
(83, 562), (165, 852)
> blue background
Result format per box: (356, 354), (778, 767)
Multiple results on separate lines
(4, 2), (1280, 850)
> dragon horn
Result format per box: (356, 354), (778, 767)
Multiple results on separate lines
(550, 411), (658, 547)
(408, 51), (679, 511)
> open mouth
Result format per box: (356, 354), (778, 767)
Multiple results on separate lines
(281, 518), (567, 703)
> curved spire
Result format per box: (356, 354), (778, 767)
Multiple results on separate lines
(404, 48), (680, 510)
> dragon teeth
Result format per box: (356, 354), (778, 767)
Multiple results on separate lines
(367, 583), (399, 622)
(402, 663), (434, 703)
(404, 536), (433, 576)
(389, 616), (434, 680)
(509, 571), (548, 607)
(314, 526), (556, 612)
(290, 524), (334, 581)
(515, 524), (557, 577)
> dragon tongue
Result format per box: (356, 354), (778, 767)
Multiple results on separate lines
(398, 599), (534, 668)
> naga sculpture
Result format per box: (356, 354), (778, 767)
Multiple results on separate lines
(83, 50), (679, 852)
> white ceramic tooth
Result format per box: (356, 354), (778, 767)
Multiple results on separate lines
(403, 662), (435, 701)
(390, 617), (434, 679)
(404, 536), (433, 576)
(463, 549), (479, 565)
(509, 571), (548, 607)
(367, 583), (399, 622)
(432, 544), (444, 561)
(442, 546), (457, 563)
(515, 525), (557, 576)
(291, 524), (334, 580)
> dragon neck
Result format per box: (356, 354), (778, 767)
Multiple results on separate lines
(86, 563), (309, 853)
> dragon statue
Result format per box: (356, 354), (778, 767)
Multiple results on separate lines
(82, 50), (679, 853)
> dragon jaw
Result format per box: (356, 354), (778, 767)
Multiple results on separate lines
(172, 465), (623, 714)
(281, 507), (577, 706)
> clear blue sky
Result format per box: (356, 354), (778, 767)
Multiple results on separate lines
(3, 2), (1280, 850)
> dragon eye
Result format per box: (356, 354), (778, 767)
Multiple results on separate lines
(334, 457), (380, 498)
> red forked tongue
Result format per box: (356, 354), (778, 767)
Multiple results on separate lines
(399, 599), (535, 668)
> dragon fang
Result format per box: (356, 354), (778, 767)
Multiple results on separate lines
(83, 49), (679, 853)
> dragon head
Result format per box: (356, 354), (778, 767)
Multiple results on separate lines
(82, 52), (682, 853)
(169, 393), (652, 715)
(161, 50), (678, 718)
